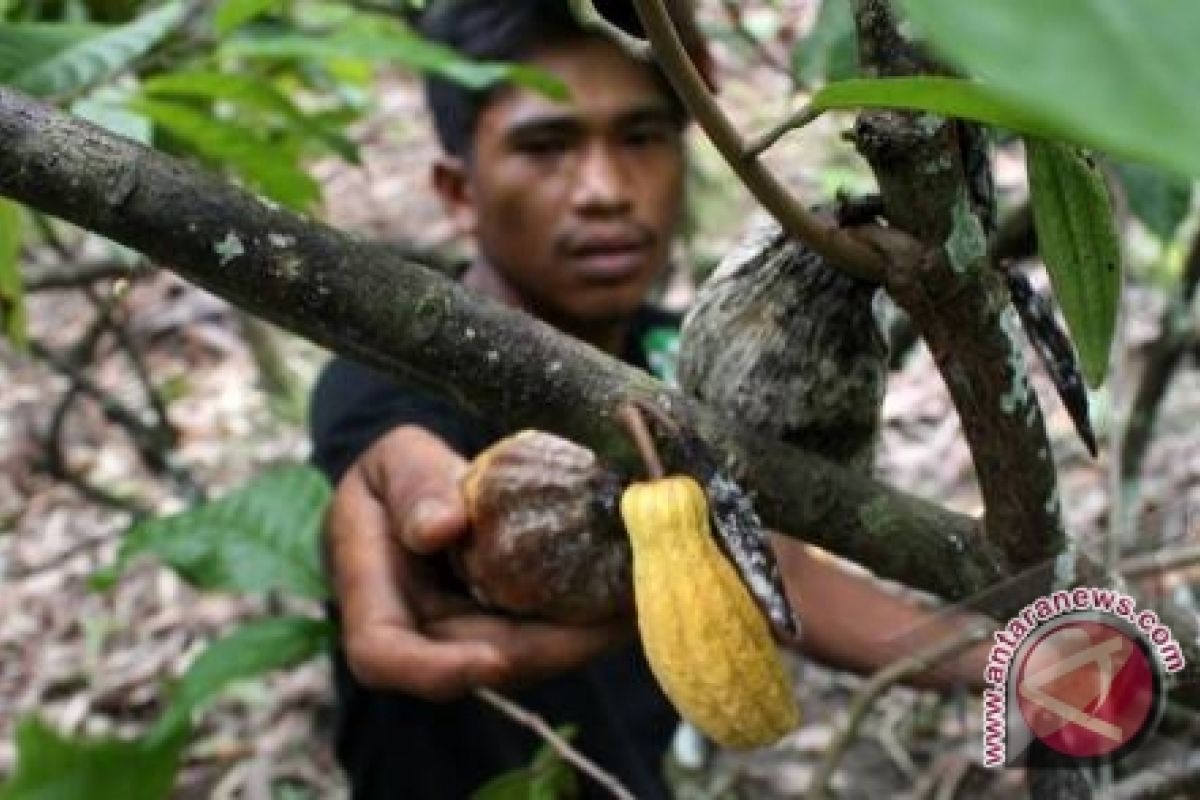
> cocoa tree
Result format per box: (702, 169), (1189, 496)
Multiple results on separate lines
(3, 0), (1200, 797)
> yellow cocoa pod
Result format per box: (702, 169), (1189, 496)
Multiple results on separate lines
(619, 475), (799, 748)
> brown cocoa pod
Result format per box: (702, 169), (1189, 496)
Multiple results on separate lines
(456, 430), (633, 623)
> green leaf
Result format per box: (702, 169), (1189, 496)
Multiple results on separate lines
(149, 616), (332, 744)
(128, 97), (320, 208)
(92, 465), (331, 598)
(142, 71), (359, 162)
(7, 2), (185, 97)
(0, 198), (26, 350)
(529, 726), (578, 800)
(223, 31), (566, 99)
(0, 717), (184, 800)
(1111, 161), (1193, 243)
(71, 85), (152, 143)
(901, 0), (1200, 178)
(808, 76), (1066, 139)
(791, 0), (857, 85)
(471, 769), (537, 800)
(214, 0), (282, 36)
(0, 23), (103, 82)
(1026, 138), (1122, 389)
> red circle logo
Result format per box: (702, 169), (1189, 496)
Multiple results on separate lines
(1016, 619), (1157, 759)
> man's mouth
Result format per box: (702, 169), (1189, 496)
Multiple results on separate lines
(566, 233), (654, 281)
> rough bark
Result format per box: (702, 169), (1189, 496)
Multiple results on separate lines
(0, 85), (1007, 605)
(850, 0), (1066, 576)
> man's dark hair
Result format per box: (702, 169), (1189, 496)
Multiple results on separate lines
(420, 0), (694, 157)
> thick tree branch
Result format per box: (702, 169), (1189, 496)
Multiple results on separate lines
(5, 84), (1200, 704)
(849, 0), (1065, 576)
(0, 85), (1008, 606)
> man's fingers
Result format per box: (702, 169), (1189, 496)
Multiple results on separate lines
(329, 466), (506, 700)
(427, 616), (634, 689)
(360, 426), (470, 554)
(344, 625), (508, 701)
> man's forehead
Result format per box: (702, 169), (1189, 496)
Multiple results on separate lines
(480, 36), (675, 132)
(495, 93), (674, 132)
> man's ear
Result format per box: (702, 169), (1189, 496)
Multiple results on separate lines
(431, 155), (477, 236)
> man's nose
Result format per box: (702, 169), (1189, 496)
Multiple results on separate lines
(572, 145), (631, 216)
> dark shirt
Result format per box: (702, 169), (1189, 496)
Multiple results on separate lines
(309, 307), (681, 800)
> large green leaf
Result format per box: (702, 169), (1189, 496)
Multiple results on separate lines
(142, 71), (359, 163)
(0, 23), (103, 82)
(0, 718), (184, 800)
(1111, 161), (1193, 243)
(902, 0), (1200, 178)
(149, 616), (332, 744)
(92, 465), (331, 599)
(807, 76), (1065, 139)
(0, 198), (25, 349)
(6, 1), (184, 97)
(128, 96), (320, 208)
(223, 31), (566, 99)
(214, 0), (282, 36)
(1026, 138), (1122, 389)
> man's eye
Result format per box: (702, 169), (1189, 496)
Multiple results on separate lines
(623, 125), (674, 148)
(516, 137), (569, 157)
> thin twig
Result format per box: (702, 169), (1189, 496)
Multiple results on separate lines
(1098, 752), (1200, 800)
(83, 285), (205, 502)
(1120, 544), (1200, 582)
(32, 340), (173, 474)
(568, 0), (653, 60)
(24, 258), (153, 291)
(630, 0), (887, 283)
(718, 0), (793, 78)
(43, 383), (150, 515)
(745, 103), (822, 159)
(617, 402), (665, 479)
(805, 626), (992, 800)
(473, 687), (637, 800)
(1120, 229), (1200, 484)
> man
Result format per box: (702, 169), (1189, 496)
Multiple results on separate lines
(312, 2), (986, 797)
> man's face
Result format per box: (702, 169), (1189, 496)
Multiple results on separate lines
(440, 36), (685, 327)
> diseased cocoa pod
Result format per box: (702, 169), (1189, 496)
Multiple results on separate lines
(456, 430), (633, 623)
(620, 475), (800, 749)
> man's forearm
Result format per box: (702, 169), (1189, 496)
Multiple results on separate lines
(774, 536), (992, 690)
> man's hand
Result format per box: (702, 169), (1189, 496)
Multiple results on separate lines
(326, 425), (631, 701)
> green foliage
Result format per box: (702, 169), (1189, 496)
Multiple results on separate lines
(902, 0), (1200, 178)
(806, 76), (1063, 139)
(128, 96), (322, 208)
(791, 0), (857, 86)
(71, 84), (151, 142)
(91, 464), (331, 599)
(0, 198), (26, 349)
(222, 29), (567, 100)
(0, 718), (185, 800)
(1111, 161), (1194, 243)
(0, 22), (102, 81)
(3, 1), (183, 97)
(142, 70), (359, 162)
(472, 727), (580, 800)
(214, 0), (282, 36)
(148, 616), (333, 745)
(16, 462), (335, 797)
(1026, 139), (1122, 388)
